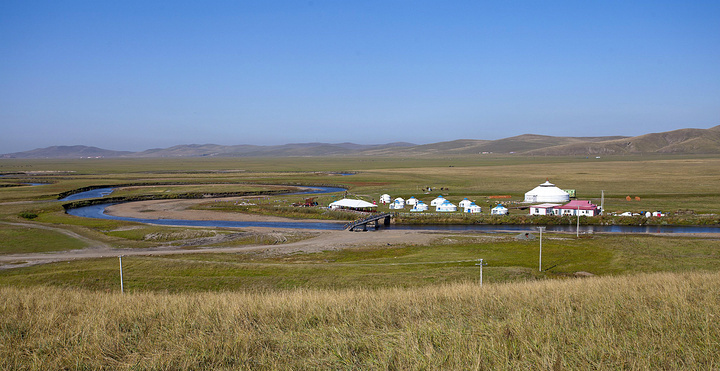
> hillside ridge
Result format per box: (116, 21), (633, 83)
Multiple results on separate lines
(2, 125), (718, 158)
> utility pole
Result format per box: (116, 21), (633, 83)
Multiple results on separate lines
(537, 227), (545, 271)
(475, 259), (487, 286)
(119, 255), (124, 294)
(577, 205), (581, 238)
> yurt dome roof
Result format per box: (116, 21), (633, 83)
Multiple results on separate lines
(524, 179), (570, 203)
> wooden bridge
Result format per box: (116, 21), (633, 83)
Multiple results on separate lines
(344, 212), (394, 231)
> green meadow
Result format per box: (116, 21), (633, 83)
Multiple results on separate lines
(1, 155), (719, 368)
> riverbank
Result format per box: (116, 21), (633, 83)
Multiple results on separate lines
(104, 197), (341, 225)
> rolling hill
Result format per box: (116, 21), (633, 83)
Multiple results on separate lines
(2, 126), (719, 158)
(0, 145), (133, 159)
(524, 126), (720, 156)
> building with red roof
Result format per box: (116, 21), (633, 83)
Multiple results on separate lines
(556, 200), (599, 216)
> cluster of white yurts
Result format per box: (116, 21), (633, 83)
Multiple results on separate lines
(379, 194), (509, 215)
(377, 180), (576, 215)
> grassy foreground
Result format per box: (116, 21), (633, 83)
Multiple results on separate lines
(2, 271), (718, 369)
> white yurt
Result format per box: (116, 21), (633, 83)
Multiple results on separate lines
(389, 198), (405, 209)
(524, 180), (570, 203)
(458, 198), (473, 209)
(436, 200), (457, 212)
(406, 196), (418, 206)
(430, 195), (446, 206)
(491, 204), (509, 215)
(464, 203), (482, 213)
(379, 194), (391, 204)
(411, 201), (428, 212)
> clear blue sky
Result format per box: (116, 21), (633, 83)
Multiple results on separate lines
(1, 1), (719, 152)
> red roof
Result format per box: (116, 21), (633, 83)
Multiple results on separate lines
(557, 200), (597, 210)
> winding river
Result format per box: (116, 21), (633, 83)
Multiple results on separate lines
(64, 186), (720, 234)
(59, 187), (115, 201)
(65, 186), (348, 231)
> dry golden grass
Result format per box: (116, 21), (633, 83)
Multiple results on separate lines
(2, 271), (718, 369)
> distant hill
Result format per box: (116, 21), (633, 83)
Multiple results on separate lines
(383, 134), (626, 156)
(129, 142), (417, 157)
(2, 126), (719, 158)
(524, 126), (720, 156)
(0, 145), (133, 159)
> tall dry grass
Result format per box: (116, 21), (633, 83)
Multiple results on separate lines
(2, 272), (719, 369)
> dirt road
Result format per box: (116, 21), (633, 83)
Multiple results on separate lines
(0, 227), (441, 269)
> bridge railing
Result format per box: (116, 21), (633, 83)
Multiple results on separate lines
(344, 212), (394, 230)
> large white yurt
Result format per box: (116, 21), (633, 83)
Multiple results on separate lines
(436, 200), (457, 212)
(464, 203), (482, 213)
(430, 195), (446, 206)
(524, 180), (570, 203)
(411, 201), (428, 212)
(458, 198), (473, 209)
(406, 196), (418, 206)
(379, 194), (391, 204)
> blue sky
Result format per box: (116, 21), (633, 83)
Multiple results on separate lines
(1, 1), (719, 152)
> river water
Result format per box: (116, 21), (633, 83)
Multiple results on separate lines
(59, 187), (115, 201)
(63, 186), (720, 234)
(65, 186), (348, 231)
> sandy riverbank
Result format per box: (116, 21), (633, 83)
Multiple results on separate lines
(104, 197), (338, 224)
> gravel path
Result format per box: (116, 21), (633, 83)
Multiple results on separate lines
(0, 227), (440, 269)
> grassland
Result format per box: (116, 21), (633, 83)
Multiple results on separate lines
(3, 155), (720, 213)
(1, 233), (718, 292)
(1, 155), (719, 368)
(2, 272), (719, 369)
(0, 223), (88, 254)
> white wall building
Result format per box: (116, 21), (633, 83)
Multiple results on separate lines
(529, 203), (562, 216)
(556, 200), (598, 216)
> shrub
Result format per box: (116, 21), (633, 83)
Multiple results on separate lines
(19, 211), (38, 220)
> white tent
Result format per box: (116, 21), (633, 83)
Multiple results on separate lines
(458, 198), (473, 209)
(524, 180), (570, 203)
(329, 199), (377, 210)
(464, 203), (482, 213)
(406, 196), (418, 206)
(389, 198), (405, 209)
(379, 194), (391, 204)
(491, 204), (508, 215)
(436, 200), (457, 212)
(411, 201), (428, 212)
(430, 195), (446, 206)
